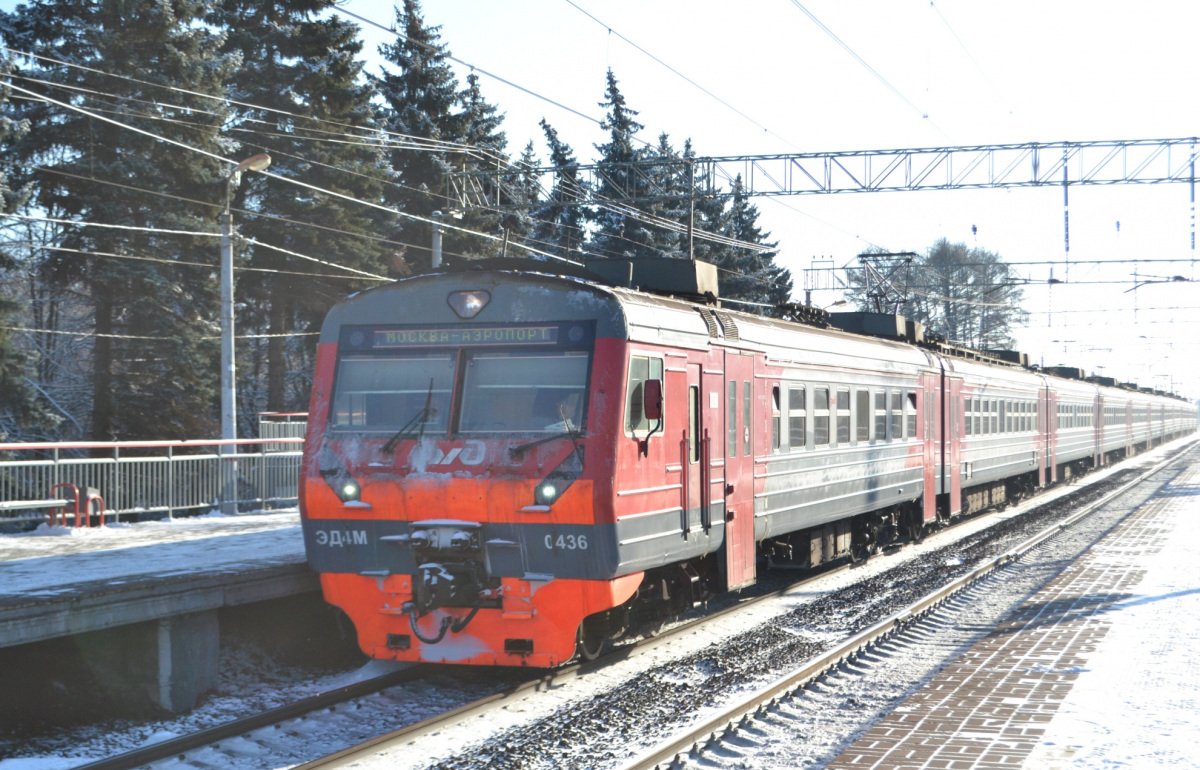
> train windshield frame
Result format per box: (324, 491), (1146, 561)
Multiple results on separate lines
(458, 349), (589, 434)
(329, 351), (456, 432)
(328, 321), (595, 436)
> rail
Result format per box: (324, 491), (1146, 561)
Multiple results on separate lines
(621, 442), (1193, 770)
(0, 437), (303, 524)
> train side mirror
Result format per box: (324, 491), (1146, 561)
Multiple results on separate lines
(643, 379), (663, 422)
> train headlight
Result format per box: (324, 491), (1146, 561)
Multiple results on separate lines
(533, 448), (583, 507)
(338, 479), (361, 503)
(320, 468), (362, 503)
(448, 290), (490, 319)
(535, 481), (561, 505)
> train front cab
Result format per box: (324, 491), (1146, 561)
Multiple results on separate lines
(300, 273), (661, 667)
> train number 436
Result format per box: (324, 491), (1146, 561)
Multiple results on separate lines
(545, 534), (588, 550)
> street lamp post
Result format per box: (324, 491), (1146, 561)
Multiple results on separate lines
(219, 153), (270, 514)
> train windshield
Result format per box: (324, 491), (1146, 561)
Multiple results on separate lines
(330, 352), (455, 431)
(459, 350), (589, 434)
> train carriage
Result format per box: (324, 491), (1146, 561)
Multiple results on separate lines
(300, 260), (1195, 668)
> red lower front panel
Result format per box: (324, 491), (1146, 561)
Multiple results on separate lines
(321, 571), (643, 667)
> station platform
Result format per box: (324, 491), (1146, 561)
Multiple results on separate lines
(0, 510), (312, 648)
(0, 511), (314, 712)
(827, 459), (1200, 768)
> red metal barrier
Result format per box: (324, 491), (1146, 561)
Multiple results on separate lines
(48, 483), (77, 527)
(47, 483), (105, 527)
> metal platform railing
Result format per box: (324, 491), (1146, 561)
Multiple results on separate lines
(0, 437), (303, 524)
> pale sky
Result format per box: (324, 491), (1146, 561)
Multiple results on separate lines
(2, 0), (1195, 397)
(342, 0), (1200, 399)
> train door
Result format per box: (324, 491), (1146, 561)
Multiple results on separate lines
(945, 375), (963, 516)
(921, 371), (938, 523)
(681, 362), (705, 534)
(1045, 387), (1058, 481)
(722, 350), (756, 590)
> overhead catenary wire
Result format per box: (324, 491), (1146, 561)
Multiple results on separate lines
(561, 0), (806, 154)
(5, 35), (800, 275)
(4, 81), (585, 267)
(786, 0), (950, 142)
(0, 45), (498, 163)
(0, 325), (322, 341)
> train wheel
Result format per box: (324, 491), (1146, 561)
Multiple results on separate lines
(850, 517), (878, 563)
(906, 510), (926, 543)
(576, 624), (605, 662)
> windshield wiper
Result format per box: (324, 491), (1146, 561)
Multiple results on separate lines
(382, 379), (437, 455)
(509, 430), (583, 457)
(510, 405), (587, 459)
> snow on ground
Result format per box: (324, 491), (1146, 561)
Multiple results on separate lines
(0, 510), (304, 598)
(1022, 467), (1200, 769)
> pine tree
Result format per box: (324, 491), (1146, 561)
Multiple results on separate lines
(686, 138), (731, 267)
(0, 57), (51, 435)
(211, 0), (393, 416)
(501, 140), (539, 247)
(590, 69), (672, 261)
(373, 0), (463, 270)
(452, 72), (509, 257)
(716, 176), (793, 311)
(532, 119), (587, 261)
(1, 0), (235, 441)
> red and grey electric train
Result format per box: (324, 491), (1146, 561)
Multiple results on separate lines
(299, 259), (1196, 667)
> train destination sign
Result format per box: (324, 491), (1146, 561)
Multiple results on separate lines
(373, 325), (559, 348)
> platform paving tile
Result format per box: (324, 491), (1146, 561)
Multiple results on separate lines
(824, 478), (1177, 770)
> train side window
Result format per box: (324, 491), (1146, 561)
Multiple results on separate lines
(905, 391), (917, 438)
(874, 391), (887, 441)
(965, 397), (973, 436)
(889, 391), (903, 439)
(814, 387), (830, 446)
(992, 401), (999, 434)
(743, 381), (752, 456)
(855, 390), (870, 442)
(771, 387), (781, 452)
(688, 385), (699, 463)
(836, 388), (851, 444)
(788, 386), (806, 450)
(625, 356), (664, 436)
(974, 398), (981, 435)
(727, 380), (738, 457)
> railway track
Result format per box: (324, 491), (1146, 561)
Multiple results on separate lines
(622, 440), (1196, 770)
(290, 441), (1196, 770)
(66, 437), (1194, 770)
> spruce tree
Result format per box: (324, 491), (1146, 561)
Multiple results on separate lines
(532, 118), (587, 261)
(211, 0), (393, 416)
(1, 0), (235, 441)
(716, 176), (793, 311)
(591, 69), (665, 261)
(501, 140), (539, 248)
(0, 59), (50, 435)
(373, 0), (463, 270)
(685, 138), (731, 267)
(453, 71), (509, 257)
